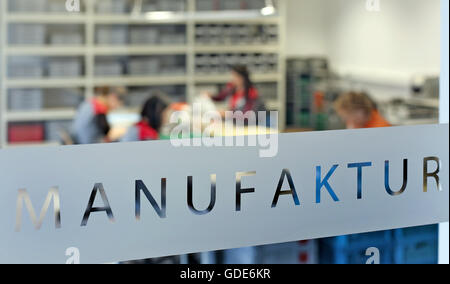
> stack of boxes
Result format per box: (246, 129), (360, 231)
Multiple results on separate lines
(196, 24), (278, 45)
(8, 57), (44, 79)
(130, 27), (160, 45)
(8, 89), (43, 111)
(95, 58), (124, 77)
(196, 0), (268, 11)
(8, 0), (47, 12)
(48, 58), (83, 78)
(9, 24), (46, 45)
(196, 53), (277, 74)
(128, 57), (160, 75)
(96, 0), (129, 14)
(96, 25), (129, 45)
(319, 225), (439, 264)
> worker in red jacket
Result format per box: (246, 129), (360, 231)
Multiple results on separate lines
(121, 94), (171, 142)
(212, 65), (262, 115)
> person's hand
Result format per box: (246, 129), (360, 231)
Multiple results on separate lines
(201, 91), (212, 99)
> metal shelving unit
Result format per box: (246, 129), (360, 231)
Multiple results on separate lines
(0, 0), (286, 147)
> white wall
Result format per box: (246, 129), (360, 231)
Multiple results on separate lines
(285, 0), (441, 79)
(325, 0), (440, 76)
(285, 0), (328, 58)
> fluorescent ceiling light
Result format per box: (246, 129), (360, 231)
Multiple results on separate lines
(261, 6), (275, 16)
(145, 11), (176, 21)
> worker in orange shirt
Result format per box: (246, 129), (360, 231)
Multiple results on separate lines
(334, 91), (391, 129)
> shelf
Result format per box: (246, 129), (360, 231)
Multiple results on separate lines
(190, 10), (279, 23)
(93, 75), (188, 86)
(94, 14), (188, 25)
(6, 46), (87, 56)
(5, 78), (87, 88)
(5, 109), (76, 122)
(194, 73), (280, 84)
(93, 10), (279, 24)
(0, 2), (286, 147)
(6, 13), (87, 23)
(194, 44), (280, 53)
(94, 45), (188, 56)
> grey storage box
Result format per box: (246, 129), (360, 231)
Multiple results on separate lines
(8, 0), (47, 12)
(9, 24), (46, 45)
(8, 57), (44, 78)
(128, 58), (160, 75)
(95, 60), (124, 77)
(130, 27), (159, 44)
(96, 26), (128, 45)
(44, 89), (83, 109)
(48, 58), (82, 78)
(8, 89), (43, 111)
(96, 0), (128, 14)
(50, 32), (83, 45)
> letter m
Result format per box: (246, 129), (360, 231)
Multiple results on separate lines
(15, 188), (61, 232)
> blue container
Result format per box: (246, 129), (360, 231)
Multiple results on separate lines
(320, 230), (394, 264)
(392, 225), (438, 264)
(320, 242), (393, 264)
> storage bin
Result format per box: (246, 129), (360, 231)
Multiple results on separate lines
(43, 89), (83, 109)
(8, 123), (45, 144)
(128, 58), (160, 75)
(48, 58), (82, 78)
(158, 0), (186, 12)
(96, 26), (128, 45)
(320, 242), (393, 264)
(8, 0), (47, 12)
(196, 0), (220, 11)
(50, 32), (83, 45)
(96, 0), (128, 14)
(9, 24), (46, 45)
(8, 57), (43, 78)
(392, 225), (438, 264)
(130, 27), (159, 45)
(393, 239), (438, 264)
(8, 89), (43, 111)
(95, 60), (124, 77)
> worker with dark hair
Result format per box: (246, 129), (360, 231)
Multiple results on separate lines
(71, 86), (125, 144)
(121, 93), (171, 142)
(212, 65), (261, 113)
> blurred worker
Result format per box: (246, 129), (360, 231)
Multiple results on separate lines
(212, 65), (262, 114)
(121, 94), (171, 142)
(71, 86), (125, 144)
(334, 91), (391, 129)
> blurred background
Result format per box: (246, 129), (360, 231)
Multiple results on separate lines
(0, 0), (443, 264)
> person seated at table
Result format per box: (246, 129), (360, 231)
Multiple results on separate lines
(211, 65), (263, 114)
(334, 91), (391, 129)
(121, 93), (171, 142)
(71, 86), (125, 144)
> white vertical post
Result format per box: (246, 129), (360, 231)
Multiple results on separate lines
(439, 0), (449, 265)
(0, 0), (7, 148)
